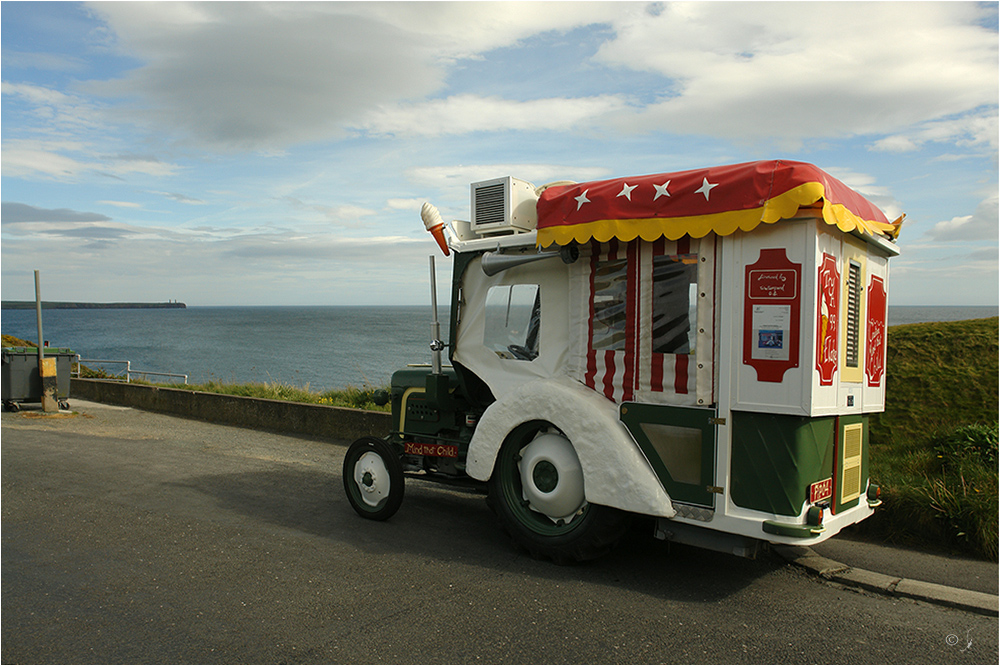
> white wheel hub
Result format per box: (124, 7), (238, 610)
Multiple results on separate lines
(518, 432), (586, 524)
(354, 451), (391, 507)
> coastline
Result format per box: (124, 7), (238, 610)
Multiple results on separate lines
(1, 301), (186, 310)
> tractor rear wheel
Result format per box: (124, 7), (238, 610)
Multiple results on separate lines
(487, 421), (628, 563)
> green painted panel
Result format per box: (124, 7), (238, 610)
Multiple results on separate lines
(620, 402), (716, 507)
(730, 412), (836, 516)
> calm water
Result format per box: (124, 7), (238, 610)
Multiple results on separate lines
(0, 306), (435, 392)
(1, 305), (996, 391)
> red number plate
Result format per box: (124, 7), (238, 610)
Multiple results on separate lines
(404, 442), (458, 458)
(810, 478), (833, 503)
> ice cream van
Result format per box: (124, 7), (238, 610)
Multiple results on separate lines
(343, 159), (903, 562)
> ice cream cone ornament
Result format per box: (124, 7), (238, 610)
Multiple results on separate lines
(421, 202), (450, 256)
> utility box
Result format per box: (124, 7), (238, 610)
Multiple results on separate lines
(1, 347), (74, 411)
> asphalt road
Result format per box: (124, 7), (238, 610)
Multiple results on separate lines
(3, 400), (997, 664)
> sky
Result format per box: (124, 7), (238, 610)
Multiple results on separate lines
(1, 1), (997, 307)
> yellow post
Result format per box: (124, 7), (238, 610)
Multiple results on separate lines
(39, 357), (58, 412)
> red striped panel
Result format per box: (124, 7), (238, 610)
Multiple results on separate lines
(603, 350), (617, 400)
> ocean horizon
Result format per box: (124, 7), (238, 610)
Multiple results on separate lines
(2, 304), (996, 392)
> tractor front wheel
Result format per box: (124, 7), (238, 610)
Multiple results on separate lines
(343, 437), (404, 521)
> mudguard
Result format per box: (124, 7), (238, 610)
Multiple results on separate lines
(466, 376), (676, 519)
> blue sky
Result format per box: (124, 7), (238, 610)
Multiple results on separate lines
(2, 1), (997, 306)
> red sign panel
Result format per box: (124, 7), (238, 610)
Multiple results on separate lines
(810, 477), (833, 503)
(866, 275), (887, 387)
(815, 253), (840, 386)
(743, 248), (802, 383)
(404, 442), (459, 458)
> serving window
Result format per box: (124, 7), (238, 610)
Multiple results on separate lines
(652, 254), (698, 355)
(592, 259), (628, 351)
(579, 238), (712, 407)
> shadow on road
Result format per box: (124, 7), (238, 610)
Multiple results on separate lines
(177, 466), (786, 604)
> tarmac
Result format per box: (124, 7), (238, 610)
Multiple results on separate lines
(9, 398), (998, 619)
(775, 533), (998, 617)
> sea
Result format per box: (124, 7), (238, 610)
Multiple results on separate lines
(1, 305), (997, 392)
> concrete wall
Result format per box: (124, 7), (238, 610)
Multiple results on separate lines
(72, 378), (392, 443)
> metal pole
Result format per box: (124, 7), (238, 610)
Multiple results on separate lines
(34, 270), (43, 362)
(429, 256), (443, 375)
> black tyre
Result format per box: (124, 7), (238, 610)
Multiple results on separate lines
(487, 421), (629, 563)
(343, 436), (404, 521)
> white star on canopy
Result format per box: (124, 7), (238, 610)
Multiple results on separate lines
(574, 189), (591, 210)
(617, 182), (637, 201)
(695, 177), (718, 201)
(653, 181), (671, 200)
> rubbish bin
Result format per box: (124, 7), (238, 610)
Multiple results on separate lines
(1, 347), (74, 412)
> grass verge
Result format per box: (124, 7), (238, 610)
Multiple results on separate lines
(148, 379), (391, 412)
(860, 317), (998, 560)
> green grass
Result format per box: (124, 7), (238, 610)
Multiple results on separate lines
(149, 379), (391, 412)
(861, 317), (998, 560)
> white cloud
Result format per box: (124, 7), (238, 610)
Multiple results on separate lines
(98, 201), (144, 209)
(386, 198), (426, 211)
(0, 138), (178, 182)
(596, 2), (998, 142)
(0, 142), (93, 181)
(926, 191), (1000, 241)
(871, 110), (999, 152)
(76, 1), (996, 153)
(357, 94), (631, 137)
(86, 2), (449, 150)
(279, 196), (378, 227)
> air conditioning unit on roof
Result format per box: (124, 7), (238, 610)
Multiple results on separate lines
(470, 176), (538, 235)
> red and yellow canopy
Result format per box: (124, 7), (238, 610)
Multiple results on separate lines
(536, 160), (902, 247)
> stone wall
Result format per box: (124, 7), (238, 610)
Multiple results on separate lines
(71, 378), (392, 443)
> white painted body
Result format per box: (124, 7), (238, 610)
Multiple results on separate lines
(444, 180), (898, 547)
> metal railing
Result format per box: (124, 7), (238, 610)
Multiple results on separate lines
(74, 356), (188, 384)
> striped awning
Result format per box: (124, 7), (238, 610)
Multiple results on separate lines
(536, 160), (902, 247)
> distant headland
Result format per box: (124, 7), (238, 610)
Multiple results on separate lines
(1, 301), (186, 310)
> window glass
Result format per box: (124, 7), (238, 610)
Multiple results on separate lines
(592, 259), (628, 350)
(652, 255), (698, 355)
(640, 423), (704, 485)
(484, 284), (540, 361)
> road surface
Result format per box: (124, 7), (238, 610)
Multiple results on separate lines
(3, 400), (996, 664)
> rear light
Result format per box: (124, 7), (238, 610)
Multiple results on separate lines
(867, 483), (882, 506)
(807, 505), (824, 527)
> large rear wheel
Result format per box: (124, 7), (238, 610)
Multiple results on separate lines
(343, 437), (404, 521)
(488, 421), (628, 563)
